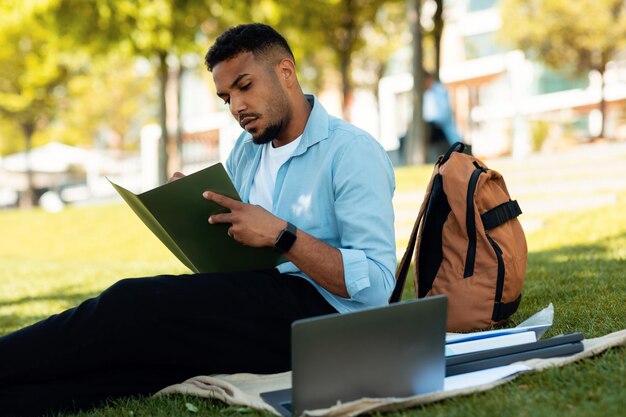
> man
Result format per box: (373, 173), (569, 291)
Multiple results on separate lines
(0, 23), (396, 416)
(397, 70), (462, 164)
(423, 70), (462, 162)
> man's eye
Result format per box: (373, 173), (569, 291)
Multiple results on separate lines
(241, 83), (252, 91)
(223, 98), (230, 105)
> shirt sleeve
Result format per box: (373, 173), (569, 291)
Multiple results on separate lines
(332, 134), (397, 305)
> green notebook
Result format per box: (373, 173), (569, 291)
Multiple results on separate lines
(108, 163), (281, 273)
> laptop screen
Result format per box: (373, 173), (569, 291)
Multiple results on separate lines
(290, 296), (447, 415)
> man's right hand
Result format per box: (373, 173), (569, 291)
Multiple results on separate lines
(168, 172), (186, 183)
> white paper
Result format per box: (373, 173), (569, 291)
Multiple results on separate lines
(445, 331), (537, 356)
(446, 303), (555, 344)
(444, 364), (530, 391)
(516, 303), (554, 339)
(446, 324), (547, 344)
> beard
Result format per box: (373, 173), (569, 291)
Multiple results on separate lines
(250, 121), (285, 145)
(250, 73), (292, 145)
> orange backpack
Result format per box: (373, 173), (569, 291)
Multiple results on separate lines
(391, 142), (527, 332)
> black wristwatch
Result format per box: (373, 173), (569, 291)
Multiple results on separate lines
(274, 222), (297, 253)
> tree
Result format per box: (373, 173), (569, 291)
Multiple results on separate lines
(500, 0), (626, 138)
(49, 51), (156, 151)
(53, 0), (222, 183)
(406, 0), (426, 165)
(431, 0), (443, 80)
(351, 1), (410, 99)
(284, 0), (404, 121)
(0, 6), (74, 207)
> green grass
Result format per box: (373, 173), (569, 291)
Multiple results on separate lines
(1, 173), (625, 416)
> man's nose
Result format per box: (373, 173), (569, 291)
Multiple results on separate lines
(230, 95), (246, 115)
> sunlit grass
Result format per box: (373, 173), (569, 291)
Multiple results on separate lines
(0, 168), (625, 416)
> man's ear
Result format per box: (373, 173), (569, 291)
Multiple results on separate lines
(277, 58), (297, 87)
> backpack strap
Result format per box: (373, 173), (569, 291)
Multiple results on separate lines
(439, 142), (465, 166)
(389, 141), (466, 303)
(481, 200), (522, 230)
(389, 192), (429, 303)
(493, 293), (523, 321)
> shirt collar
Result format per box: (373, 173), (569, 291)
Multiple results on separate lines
(291, 94), (329, 157)
(240, 94), (330, 155)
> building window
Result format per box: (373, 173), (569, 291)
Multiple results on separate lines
(468, 0), (500, 12)
(534, 65), (588, 95)
(464, 32), (505, 59)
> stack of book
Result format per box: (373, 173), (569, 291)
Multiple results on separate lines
(445, 325), (583, 376)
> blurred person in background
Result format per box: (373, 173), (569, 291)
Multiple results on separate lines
(423, 69), (463, 161)
(397, 69), (462, 164)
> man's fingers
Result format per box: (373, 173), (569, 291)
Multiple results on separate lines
(168, 171), (186, 183)
(204, 191), (244, 225)
(202, 190), (240, 209)
(208, 212), (232, 225)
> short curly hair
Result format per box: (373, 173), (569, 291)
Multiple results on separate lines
(205, 23), (295, 71)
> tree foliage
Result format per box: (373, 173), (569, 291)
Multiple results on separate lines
(0, 2), (80, 206)
(49, 52), (156, 150)
(500, 0), (626, 137)
(0, 0), (411, 176)
(0, 3), (73, 150)
(282, 0), (405, 120)
(352, 1), (409, 95)
(49, 0), (225, 181)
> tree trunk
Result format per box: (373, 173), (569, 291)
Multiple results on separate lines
(340, 51), (353, 121)
(176, 65), (185, 171)
(19, 122), (37, 209)
(598, 68), (606, 139)
(433, 0), (444, 80)
(406, 0), (426, 165)
(158, 51), (169, 185)
(339, 0), (356, 122)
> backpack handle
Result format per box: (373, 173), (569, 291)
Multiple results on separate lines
(390, 141), (466, 303)
(439, 142), (465, 166)
(389, 184), (430, 303)
(389, 208), (423, 303)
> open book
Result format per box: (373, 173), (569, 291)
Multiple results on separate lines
(108, 163), (281, 273)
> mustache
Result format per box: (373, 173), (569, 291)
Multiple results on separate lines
(239, 113), (261, 123)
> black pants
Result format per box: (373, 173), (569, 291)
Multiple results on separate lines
(427, 122), (451, 163)
(0, 270), (337, 416)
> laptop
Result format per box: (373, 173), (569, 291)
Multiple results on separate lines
(261, 295), (448, 416)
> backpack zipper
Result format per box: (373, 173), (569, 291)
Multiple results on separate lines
(464, 165), (486, 278)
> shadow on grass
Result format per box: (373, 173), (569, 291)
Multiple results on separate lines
(522, 235), (626, 337)
(0, 285), (103, 335)
(397, 232), (626, 337)
(0, 289), (100, 309)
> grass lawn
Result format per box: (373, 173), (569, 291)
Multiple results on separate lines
(0, 163), (625, 416)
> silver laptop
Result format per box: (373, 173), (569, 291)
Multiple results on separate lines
(261, 295), (447, 416)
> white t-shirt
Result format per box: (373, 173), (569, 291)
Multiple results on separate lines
(249, 136), (302, 211)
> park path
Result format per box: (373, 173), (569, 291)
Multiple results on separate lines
(393, 140), (626, 255)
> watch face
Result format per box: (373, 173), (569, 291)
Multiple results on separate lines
(275, 225), (297, 253)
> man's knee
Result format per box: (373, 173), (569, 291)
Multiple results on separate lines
(99, 276), (173, 309)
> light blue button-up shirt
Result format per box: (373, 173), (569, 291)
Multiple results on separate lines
(424, 81), (461, 145)
(225, 95), (397, 313)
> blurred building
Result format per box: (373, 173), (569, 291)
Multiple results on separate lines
(379, 0), (626, 158)
(0, 142), (142, 209)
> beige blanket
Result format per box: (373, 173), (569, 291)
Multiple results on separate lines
(156, 329), (626, 417)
